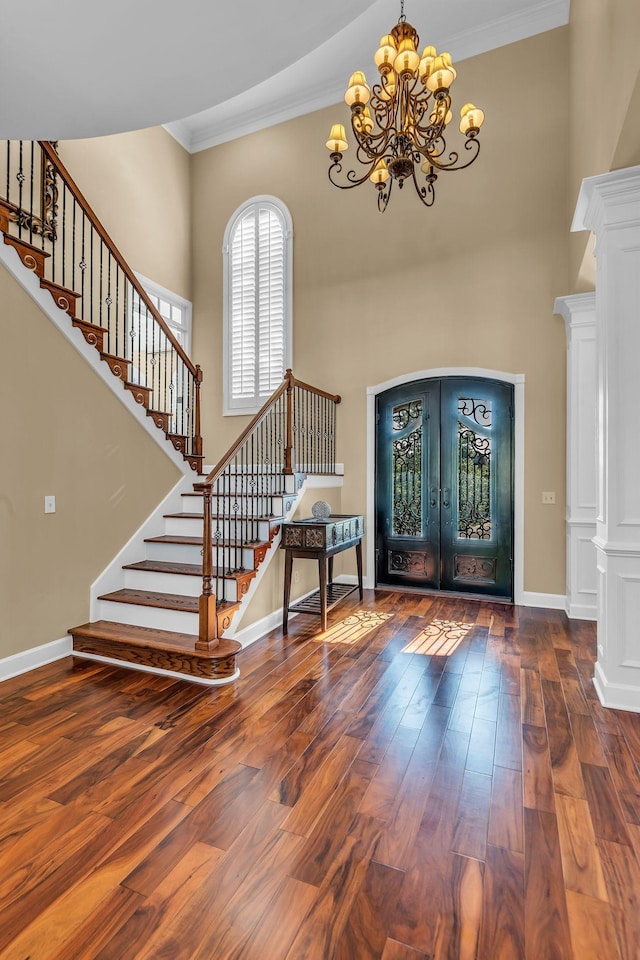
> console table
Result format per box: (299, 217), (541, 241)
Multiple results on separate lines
(280, 514), (364, 632)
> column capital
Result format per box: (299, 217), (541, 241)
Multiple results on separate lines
(553, 292), (596, 337)
(572, 164), (640, 233)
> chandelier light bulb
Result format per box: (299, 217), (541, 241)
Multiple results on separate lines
(374, 35), (397, 74)
(345, 71), (371, 107)
(326, 2), (485, 211)
(325, 124), (348, 153)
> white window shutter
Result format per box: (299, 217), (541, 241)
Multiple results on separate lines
(224, 197), (292, 414)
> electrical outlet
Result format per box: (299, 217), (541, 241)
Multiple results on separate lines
(541, 491), (556, 504)
(44, 495), (56, 514)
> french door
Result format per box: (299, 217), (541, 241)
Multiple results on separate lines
(375, 377), (514, 599)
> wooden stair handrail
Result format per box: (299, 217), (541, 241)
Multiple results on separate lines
(290, 376), (342, 404)
(38, 141), (198, 378)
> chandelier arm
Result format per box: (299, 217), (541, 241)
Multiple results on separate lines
(377, 178), (392, 212)
(428, 136), (481, 172)
(328, 155), (383, 190)
(410, 166), (437, 207)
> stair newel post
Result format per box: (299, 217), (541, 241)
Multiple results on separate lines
(284, 368), (295, 475)
(195, 481), (218, 650)
(193, 364), (203, 459)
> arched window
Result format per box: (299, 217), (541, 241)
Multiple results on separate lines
(223, 196), (293, 414)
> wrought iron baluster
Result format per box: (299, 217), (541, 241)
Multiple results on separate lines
(28, 142), (34, 246)
(17, 141), (24, 240)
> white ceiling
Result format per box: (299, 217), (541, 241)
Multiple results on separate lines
(1, 0), (569, 148)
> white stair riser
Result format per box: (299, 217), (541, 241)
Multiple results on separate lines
(96, 599), (200, 634)
(145, 541), (204, 565)
(144, 539), (259, 571)
(183, 494), (291, 515)
(123, 569), (240, 601)
(165, 516), (274, 541)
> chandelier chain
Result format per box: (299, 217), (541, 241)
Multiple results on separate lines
(399, 0), (406, 23)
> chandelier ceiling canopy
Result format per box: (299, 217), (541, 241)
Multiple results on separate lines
(326, 0), (485, 212)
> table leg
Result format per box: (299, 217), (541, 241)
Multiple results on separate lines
(319, 556), (328, 632)
(356, 540), (364, 600)
(283, 550), (293, 633)
(328, 556), (334, 586)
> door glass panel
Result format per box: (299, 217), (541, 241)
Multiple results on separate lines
(457, 397), (492, 540)
(392, 399), (423, 537)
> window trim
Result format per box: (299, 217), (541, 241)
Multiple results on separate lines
(223, 195), (293, 417)
(134, 271), (193, 357)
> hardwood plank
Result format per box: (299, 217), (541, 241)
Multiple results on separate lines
(565, 890), (621, 960)
(451, 769), (492, 860)
(520, 667), (545, 727)
(599, 837), (640, 960)
(288, 759), (376, 886)
(283, 813), (385, 960)
(601, 733), (640, 826)
(522, 722), (555, 813)
(487, 766), (524, 854)
(555, 794), (608, 900)
(541, 679), (586, 799)
(334, 859), (405, 960)
(495, 693), (522, 771)
(581, 762), (632, 845)
(432, 854), (484, 960)
(233, 875), (318, 960)
(524, 807), (572, 960)
(570, 712), (607, 766)
(95, 842), (224, 960)
(477, 845), (525, 960)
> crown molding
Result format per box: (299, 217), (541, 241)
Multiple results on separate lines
(165, 0), (569, 154)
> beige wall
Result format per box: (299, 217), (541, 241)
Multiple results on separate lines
(569, 0), (640, 287)
(192, 28), (570, 596)
(59, 126), (192, 299)
(0, 267), (180, 658)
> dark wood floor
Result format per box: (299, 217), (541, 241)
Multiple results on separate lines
(1, 591), (640, 959)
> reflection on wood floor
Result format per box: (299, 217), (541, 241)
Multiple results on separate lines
(1, 590), (639, 959)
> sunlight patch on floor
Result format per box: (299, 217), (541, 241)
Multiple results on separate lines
(402, 618), (473, 656)
(317, 610), (393, 645)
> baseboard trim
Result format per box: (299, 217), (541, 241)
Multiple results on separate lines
(565, 601), (597, 621)
(593, 661), (640, 714)
(233, 583), (334, 648)
(520, 591), (567, 610)
(71, 649), (240, 686)
(0, 636), (73, 683)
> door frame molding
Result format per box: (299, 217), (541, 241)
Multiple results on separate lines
(366, 367), (525, 603)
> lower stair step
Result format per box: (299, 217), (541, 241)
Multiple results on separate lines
(98, 588), (198, 612)
(69, 620), (241, 684)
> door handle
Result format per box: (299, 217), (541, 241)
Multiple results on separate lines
(442, 487), (450, 509)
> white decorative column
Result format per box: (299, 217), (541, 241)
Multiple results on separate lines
(554, 293), (597, 620)
(573, 164), (640, 711)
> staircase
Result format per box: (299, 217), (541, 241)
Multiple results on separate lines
(70, 471), (304, 683)
(1, 139), (341, 684)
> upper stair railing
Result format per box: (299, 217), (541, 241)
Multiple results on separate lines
(195, 370), (341, 649)
(0, 140), (203, 468)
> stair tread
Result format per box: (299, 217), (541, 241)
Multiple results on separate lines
(100, 351), (131, 363)
(164, 511), (282, 521)
(123, 559), (258, 580)
(144, 534), (270, 549)
(72, 317), (109, 333)
(69, 619), (241, 658)
(183, 490), (290, 497)
(98, 588), (199, 612)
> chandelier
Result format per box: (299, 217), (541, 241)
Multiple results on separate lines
(325, 0), (485, 212)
